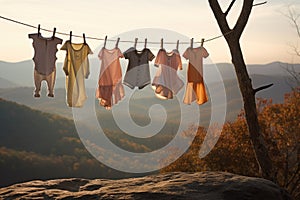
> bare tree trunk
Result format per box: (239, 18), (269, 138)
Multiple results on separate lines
(208, 0), (275, 181)
(228, 39), (273, 179)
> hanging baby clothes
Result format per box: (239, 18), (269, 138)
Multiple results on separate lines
(96, 47), (124, 109)
(152, 49), (184, 99)
(61, 40), (92, 107)
(183, 46), (209, 105)
(123, 47), (155, 89)
(28, 33), (62, 98)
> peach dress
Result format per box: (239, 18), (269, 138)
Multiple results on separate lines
(183, 46), (209, 105)
(152, 49), (184, 99)
(96, 47), (124, 109)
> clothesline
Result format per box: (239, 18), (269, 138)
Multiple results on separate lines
(0, 15), (233, 45)
(5, 13), (217, 108)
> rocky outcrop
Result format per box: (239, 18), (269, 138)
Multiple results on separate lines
(0, 172), (290, 200)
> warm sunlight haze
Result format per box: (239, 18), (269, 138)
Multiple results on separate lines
(0, 0), (299, 64)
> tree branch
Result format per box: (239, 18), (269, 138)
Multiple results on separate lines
(233, 0), (254, 39)
(282, 5), (300, 38)
(253, 1), (267, 7)
(253, 83), (274, 94)
(288, 6), (300, 38)
(225, 0), (236, 16)
(291, 45), (300, 57)
(208, 0), (231, 35)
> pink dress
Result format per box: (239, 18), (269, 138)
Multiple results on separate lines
(96, 47), (124, 109)
(152, 49), (184, 99)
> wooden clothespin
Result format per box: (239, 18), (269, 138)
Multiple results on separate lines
(38, 24), (41, 35)
(115, 37), (120, 48)
(176, 40), (179, 50)
(104, 36), (107, 48)
(200, 38), (205, 47)
(134, 38), (138, 49)
(52, 28), (56, 38)
(83, 33), (86, 44)
(161, 38), (164, 49)
(190, 38), (194, 48)
(69, 31), (72, 43)
(144, 38), (147, 48)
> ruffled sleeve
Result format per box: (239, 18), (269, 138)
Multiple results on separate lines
(201, 47), (209, 58)
(118, 48), (124, 58)
(148, 49), (155, 61)
(183, 47), (190, 60)
(98, 48), (104, 60)
(61, 41), (69, 76)
(154, 49), (163, 67)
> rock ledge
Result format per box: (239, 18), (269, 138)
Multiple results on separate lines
(0, 172), (290, 200)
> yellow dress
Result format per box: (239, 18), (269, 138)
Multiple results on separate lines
(61, 41), (93, 107)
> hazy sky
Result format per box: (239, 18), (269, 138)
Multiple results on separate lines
(0, 0), (299, 64)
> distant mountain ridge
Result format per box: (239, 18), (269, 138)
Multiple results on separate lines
(0, 77), (19, 88)
(0, 60), (298, 134)
(1, 59), (299, 88)
(0, 61), (298, 135)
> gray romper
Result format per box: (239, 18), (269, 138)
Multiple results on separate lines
(123, 47), (155, 89)
(28, 33), (62, 97)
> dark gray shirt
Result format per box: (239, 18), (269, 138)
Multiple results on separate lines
(123, 47), (155, 89)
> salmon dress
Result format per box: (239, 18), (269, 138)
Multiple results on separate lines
(183, 46), (209, 105)
(96, 47), (124, 109)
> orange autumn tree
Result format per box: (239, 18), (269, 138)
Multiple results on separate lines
(258, 89), (300, 198)
(161, 88), (300, 199)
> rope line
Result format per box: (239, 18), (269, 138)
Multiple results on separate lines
(0, 15), (233, 45)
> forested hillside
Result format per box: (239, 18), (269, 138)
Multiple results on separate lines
(0, 99), (155, 187)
